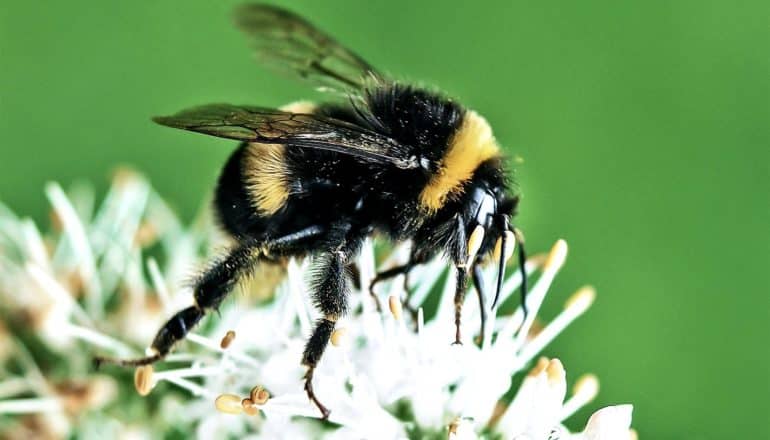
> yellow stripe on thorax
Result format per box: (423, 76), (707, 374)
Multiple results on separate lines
(419, 110), (500, 213)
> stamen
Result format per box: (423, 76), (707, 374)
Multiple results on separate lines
(388, 295), (403, 321)
(163, 376), (213, 398)
(20, 220), (50, 271)
(564, 285), (596, 312)
(0, 397), (61, 414)
(152, 366), (224, 382)
(186, 333), (259, 368)
(287, 258), (312, 334)
(134, 365), (155, 396)
(518, 286), (595, 365)
(511, 241), (569, 351)
(560, 374), (599, 421)
(45, 182), (102, 314)
(26, 264), (93, 327)
(62, 321), (134, 356)
(215, 393), (244, 415)
(0, 378), (31, 400)
(466, 225), (485, 267)
(543, 239), (568, 272)
(147, 258), (171, 312)
(417, 307), (424, 334)
(546, 358), (567, 404)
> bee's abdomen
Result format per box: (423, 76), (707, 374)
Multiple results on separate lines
(214, 143), (266, 238)
(242, 143), (291, 216)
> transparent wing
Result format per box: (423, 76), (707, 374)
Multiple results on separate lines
(233, 3), (383, 94)
(153, 104), (417, 169)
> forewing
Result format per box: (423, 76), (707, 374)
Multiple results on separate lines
(233, 4), (382, 94)
(153, 104), (417, 169)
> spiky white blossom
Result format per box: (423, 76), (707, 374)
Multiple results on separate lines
(0, 172), (635, 439)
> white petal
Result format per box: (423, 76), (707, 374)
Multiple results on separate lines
(580, 405), (634, 440)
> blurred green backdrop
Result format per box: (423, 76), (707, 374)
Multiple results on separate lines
(1, 1), (768, 438)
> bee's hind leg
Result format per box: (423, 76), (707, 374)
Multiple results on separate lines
(94, 242), (263, 369)
(302, 228), (364, 419)
(94, 225), (326, 370)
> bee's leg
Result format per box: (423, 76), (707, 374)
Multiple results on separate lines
(302, 232), (361, 419)
(369, 250), (429, 322)
(471, 264), (487, 346)
(368, 262), (411, 312)
(346, 262), (361, 290)
(513, 228), (529, 320)
(94, 226), (327, 368)
(94, 243), (261, 368)
(453, 265), (469, 345)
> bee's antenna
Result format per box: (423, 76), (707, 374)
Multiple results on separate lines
(491, 235), (506, 310)
(491, 216), (512, 310)
(513, 227), (529, 319)
(93, 353), (162, 370)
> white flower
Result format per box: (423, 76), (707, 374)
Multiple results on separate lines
(0, 172), (635, 439)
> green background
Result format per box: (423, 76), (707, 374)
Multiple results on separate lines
(1, 1), (768, 438)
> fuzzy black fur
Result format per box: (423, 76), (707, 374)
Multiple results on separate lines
(208, 83), (520, 361)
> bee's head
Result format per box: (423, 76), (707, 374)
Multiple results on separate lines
(460, 184), (517, 261)
(455, 176), (524, 310)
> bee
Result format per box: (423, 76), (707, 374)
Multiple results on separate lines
(94, 4), (529, 418)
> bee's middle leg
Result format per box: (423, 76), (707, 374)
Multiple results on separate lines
(368, 262), (411, 311)
(471, 265), (488, 346)
(369, 250), (428, 321)
(453, 266), (469, 345)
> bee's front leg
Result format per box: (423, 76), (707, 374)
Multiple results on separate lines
(471, 264), (488, 346)
(453, 265), (469, 345)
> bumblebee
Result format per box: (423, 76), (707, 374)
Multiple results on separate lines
(95, 4), (529, 418)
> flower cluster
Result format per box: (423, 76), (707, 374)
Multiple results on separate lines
(0, 171), (635, 439)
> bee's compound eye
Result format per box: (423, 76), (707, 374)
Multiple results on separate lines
(472, 188), (497, 229)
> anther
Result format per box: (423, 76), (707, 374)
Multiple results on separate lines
(133, 365), (155, 396)
(573, 374), (600, 402)
(527, 357), (550, 377)
(250, 385), (270, 405)
(219, 330), (236, 349)
(331, 327), (347, 347)
(214, 393), (243, 414)
(543, 239), (568, 271)
(565, 286), (596, 312)
(241, 398), (259, 416)
(388, 295), (403, 321)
